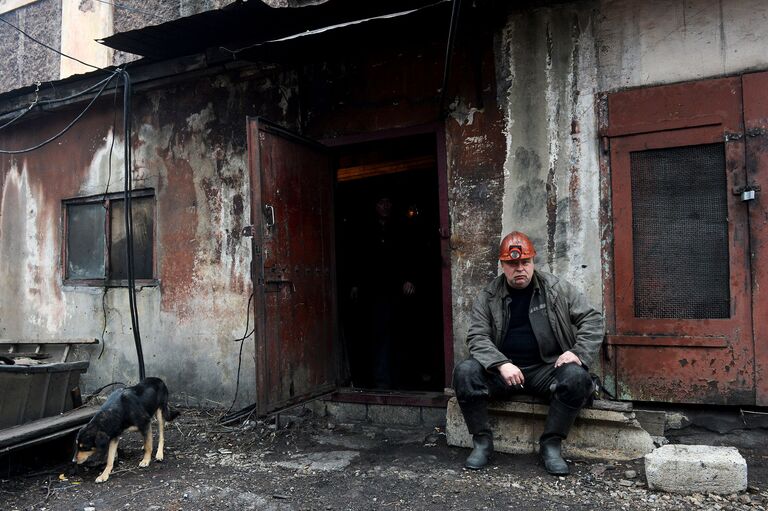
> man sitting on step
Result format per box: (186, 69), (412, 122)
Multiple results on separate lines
(453, 231), (604, 475)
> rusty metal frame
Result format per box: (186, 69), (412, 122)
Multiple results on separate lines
(609, 125), (751, 339)
(322, 122), (455, 389)
(61, 188), (158, 287)
(247, 116), (268, 417)
(742, 71), (768, 406)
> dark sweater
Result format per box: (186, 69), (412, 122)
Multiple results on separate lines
(500, 283), (542, 367)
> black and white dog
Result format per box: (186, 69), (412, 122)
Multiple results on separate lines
(73, 377), (179, 483)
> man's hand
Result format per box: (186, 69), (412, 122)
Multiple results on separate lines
(402, 281), (416, 296)
(554, 351), (582, 368)
(498, 362), (524, 386)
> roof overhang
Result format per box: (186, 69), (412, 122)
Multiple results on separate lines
(99, 0), (450, 60)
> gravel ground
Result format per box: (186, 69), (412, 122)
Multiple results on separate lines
(1, 408), (767, 510)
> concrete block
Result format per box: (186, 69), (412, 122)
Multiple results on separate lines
(446, 397), (655, 460)
(325, 402), (367, 423)
(367, 404), (421, 426)
(645, 444), (747, 494)
(421, 407), (447, 428)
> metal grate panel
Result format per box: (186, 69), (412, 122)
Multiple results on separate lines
(630, 143), (730, 319)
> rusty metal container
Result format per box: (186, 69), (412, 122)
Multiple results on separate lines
(0, 361), (89, 429)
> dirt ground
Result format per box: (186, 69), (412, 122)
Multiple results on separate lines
(2, 408), (767, 511)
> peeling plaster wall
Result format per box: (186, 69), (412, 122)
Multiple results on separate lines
(500, 5), (601, 307)
(498, 0), (768, 314)
(0, 67), (298, 407)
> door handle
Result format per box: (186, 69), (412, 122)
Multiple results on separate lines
(263, 204), (275, 227)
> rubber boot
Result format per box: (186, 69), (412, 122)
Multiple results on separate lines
(539, 398), (580, 476)
(465, 432), (493, 470)
(458, 400), (493, 470)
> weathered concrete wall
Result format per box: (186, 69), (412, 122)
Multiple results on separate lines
(0, 0), (240, 94)
(0, 66), (298, 407)
(0, 0), (60, 93)
(596, 0), (768, 90)
(60, 0), (113, 78)
(500, 4), (601, 308)
(497, 0), (768, 315)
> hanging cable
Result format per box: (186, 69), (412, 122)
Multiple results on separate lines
(0, 15), (103, 72)
(118, 68), (145, 381)
(93, 0), (167, 21)
(0, 73), (119, 133)
(438, 0), (462, 118)
(221, 292), (256, 418)
(0, 71), (120, 154)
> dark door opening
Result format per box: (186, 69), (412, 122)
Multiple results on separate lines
(335, 133), (445, 391)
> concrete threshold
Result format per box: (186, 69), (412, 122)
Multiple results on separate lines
(446, 397), (656, 461)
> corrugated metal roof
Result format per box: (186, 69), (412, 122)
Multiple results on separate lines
(99, 0), (447, 60)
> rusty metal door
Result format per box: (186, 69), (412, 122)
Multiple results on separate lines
(247, 118), (337, 416)
(605, 77), (756, 405)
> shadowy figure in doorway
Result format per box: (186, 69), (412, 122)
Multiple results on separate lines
(349, 193), (416, 389)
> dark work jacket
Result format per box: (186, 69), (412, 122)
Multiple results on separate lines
(465, 270), (604, 370)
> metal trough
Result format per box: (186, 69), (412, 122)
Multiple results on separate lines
(0, 361), (89, 429)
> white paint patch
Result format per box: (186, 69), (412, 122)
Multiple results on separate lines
(0, 162), (64, 336)
(464, 135), (486, 146)
(186, 103), (216, 134)
(81, 128), (125, 196)
(449, 98), (481, 126)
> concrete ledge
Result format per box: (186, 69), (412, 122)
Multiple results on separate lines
(446, 397), (655, 460)
(645, 444), (747, 494)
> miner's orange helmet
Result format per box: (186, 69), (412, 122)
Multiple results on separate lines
(498, 231), (536, 261)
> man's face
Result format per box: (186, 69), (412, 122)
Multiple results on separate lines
(501, 258), (534, 289)
(375, 197), (392, 219)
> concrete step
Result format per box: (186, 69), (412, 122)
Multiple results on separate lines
(446, 397), (655, 460)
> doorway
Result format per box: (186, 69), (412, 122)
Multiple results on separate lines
(334, 133), (446, 392)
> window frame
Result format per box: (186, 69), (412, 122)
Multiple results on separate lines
(62, 189), (158, 288)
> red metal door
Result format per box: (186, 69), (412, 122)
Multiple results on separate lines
(606, 77), (755, 404)
(247, 118), (337, 415)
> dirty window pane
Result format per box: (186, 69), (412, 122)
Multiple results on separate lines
(630, 143), (730, 319)
(110, 197), (154, 280)
(67, 203), (106, 279)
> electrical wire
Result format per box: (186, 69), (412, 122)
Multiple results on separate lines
(93, 0), (167, 21)
(0, 15), (102, 72)
(118, 68), (145, 381)
(438, 0), (462, 118)
(0, 71), (120, 154)
(0, 73), (119, 133)
(82, 381), (127, 405)
(98, 73), (121, 361)
(221, 292), (256, 418)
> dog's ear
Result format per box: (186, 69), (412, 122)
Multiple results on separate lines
(95, 431), (110, 449)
